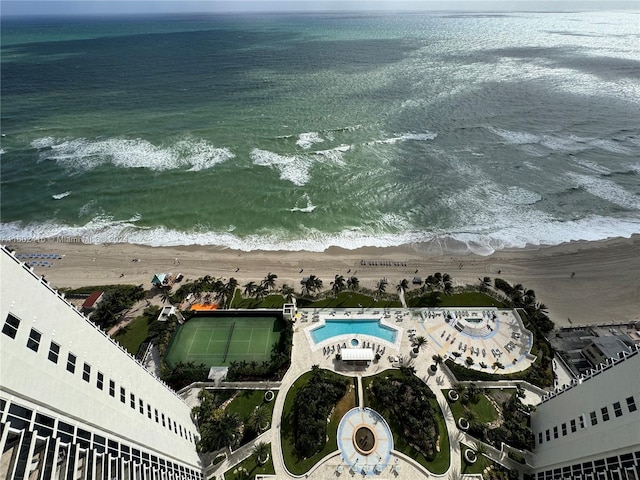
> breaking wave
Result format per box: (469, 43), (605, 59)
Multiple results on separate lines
(31, 136), (235, 172)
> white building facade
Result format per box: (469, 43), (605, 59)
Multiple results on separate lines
(0, 247), (203, 479)
(532, 347), (640, 480)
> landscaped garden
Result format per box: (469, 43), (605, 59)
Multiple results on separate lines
(192, 388), (277, 453)
(445, 384), (499, 427)
(224, 442), (275, 480)
(362, 367), (450, 474)
(280, 367), (355, 475)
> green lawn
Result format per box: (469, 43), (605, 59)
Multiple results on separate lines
(226, 390), (277, 426)
(280, 371), (354, 475)
(362, 371), (450, 474)
(224, 447), (275, 480)
(231, 292), (287, 309)
(439, 292), (506, 308)
(445, 392), (499, 424)
(460, 444), (490, 475)
(300, 291), (402, 309)
(113, 315), (153, 355)
(407, 291), (505, 308)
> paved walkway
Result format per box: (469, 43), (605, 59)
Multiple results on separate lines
(209, 307), (539, 480)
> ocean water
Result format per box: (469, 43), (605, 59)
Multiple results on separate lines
(1, 11), (639, 254)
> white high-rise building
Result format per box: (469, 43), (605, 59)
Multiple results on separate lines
(531, 346), (640, 480)
(0, 247), (202, 479)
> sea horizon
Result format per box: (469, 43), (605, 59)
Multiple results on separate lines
(1, 10), (639, 254)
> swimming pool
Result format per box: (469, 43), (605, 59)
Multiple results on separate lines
(310, 319), (398, 344)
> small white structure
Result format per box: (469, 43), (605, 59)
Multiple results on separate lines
(157, 306), (176, 322)
(341, 348), (375, 363)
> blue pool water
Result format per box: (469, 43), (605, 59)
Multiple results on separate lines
(310, 319), (398, 344)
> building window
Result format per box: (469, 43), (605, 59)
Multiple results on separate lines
(66, 353), (76, 373)
(561, 423), (567, 436)
(613, 402), (623, 417)
(120, 387), (126, 404)
(48, 341), (60, 363)
(2, 313), (21, 339)
(553, 426), (558, 439)
(139, 399), (144, 414)
(82, 363), (91, 382)
(570, 419), (576, 432)
(590, 411), (598, 426)
(130, 393), (135, 409)
(147, 404), (152, 419)
(154, 409), (159, 423)
(601, 406), (610, 421)
(26, 328), (42, 352)
(109, 380), (115, 397)
(97, 371), (104, 390)
(161, 413), (166, 427)
(626, 396), (637, 412)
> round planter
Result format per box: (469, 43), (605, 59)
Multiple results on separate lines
(464, 449), (478, 464)
(410, 347), (419, 358)
(458, 417), (470, 431)
(429, 364), (438, 375)
(447, 390), (459, 402)
(264, 390), (275, 402)
(257, 453), (270, 466)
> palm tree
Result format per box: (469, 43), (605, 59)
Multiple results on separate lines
(412, 335), (428, 350)
(255, 284), (269, 302)
(396, 278), (409, 293)
(331, 275), (346, 297)
(471, 442), (489, 470)
(160, 290), (171, 304)
(280, 284), (295, 302)
(347, 276), (359, 291)
(201, 411), (241, 451)
(253, 441), (270, 466)
(423, 275), (437, 292)
(243, 281), (257, 297)
(262, 273), (278, 291)
(432, 354), (444, 366)
(375, 280), (386, 299)
(443, 281), (454, 296)
(249, 406), (270, 432)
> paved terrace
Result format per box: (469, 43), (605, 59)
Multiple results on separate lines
(210, 307), (537, 480)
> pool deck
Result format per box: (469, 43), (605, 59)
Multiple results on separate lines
(214, 306), (539, 480)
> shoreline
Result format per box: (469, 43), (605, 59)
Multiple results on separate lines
(5, 234), (639, 328)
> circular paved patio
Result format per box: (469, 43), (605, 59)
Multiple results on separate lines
(337, 407), (393, 475)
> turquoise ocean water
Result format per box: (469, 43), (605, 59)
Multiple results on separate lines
(1, 11), (639, 253)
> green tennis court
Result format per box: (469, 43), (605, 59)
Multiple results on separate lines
(165, 315), (283, 368)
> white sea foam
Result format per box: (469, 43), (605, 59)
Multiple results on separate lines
(250, 148), (310, 186)
(0, 148), (5, 156)
(567, 173), (640, 210)
(571, 158), (611, 175)
(375, 132), (438, 145)
(30, 136), (234, 172)
(296, 132), (324, 149)
(1, 215), (639, 254)
(489, 128), (636, 156)
(290, 193), (317, 213)
(251, 146), (349, 186)
(52, 191), (71, 200)
(313, 144), (350, 163)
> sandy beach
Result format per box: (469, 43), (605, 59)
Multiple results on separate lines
(7, 235), (639, 328)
